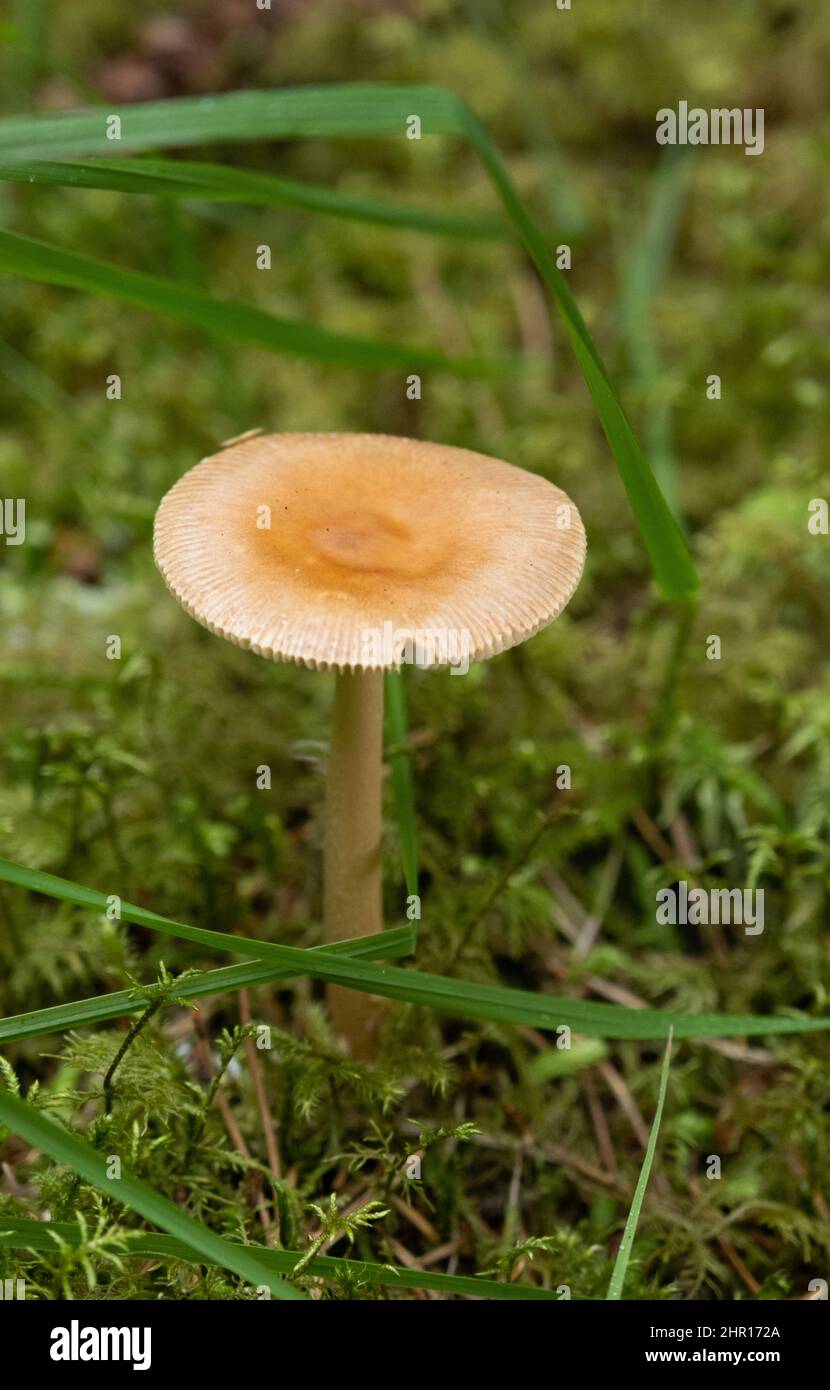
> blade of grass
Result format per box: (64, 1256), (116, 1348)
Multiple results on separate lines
(0, 923), (415, 1045)
(0, 228), (503, 377)
(0, 1089), (303, 1299)
(0, 84), (465, 157)
(0, 156), (512, 241)
(463, 0), (586, 235)
(459, 107), (697, 600)
(616, 149), (694, 518)
(606, 1030), (673, 1299)
(0, 83), (697, 597)
(385, 670), (418, 897)
(0, 1215), (558, 1301)
(1, 857), (827, 1040)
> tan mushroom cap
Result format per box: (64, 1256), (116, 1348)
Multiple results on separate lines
(153, 432), (586, 672)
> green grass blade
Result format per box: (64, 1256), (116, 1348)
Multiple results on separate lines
(0, 1216), (558, 1301)
(0, 84), (463, 157)
(0, 1089), (303, 1299)
(0, 82), (696, 598)
(0, 228), (500, 376)
(0, 156), (511, 241)
(460, 109), (697, 600)
(619, 151), (694, 320)
(0, 923), (415, 1045)
(617, 150), (694, 516)
(385, 670), (419, 897)
(1, 857), (827, 1040)
(606, 1030), (673, 1299)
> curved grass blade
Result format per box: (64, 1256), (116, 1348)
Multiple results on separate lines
(0, 228), (502, 377)
(0, 84), (463, 158)
(0, 1215), (558, 1301)
(459, 108), (697, 600)
(0, 156), (512, 242)
(606, 1030), (673, 1299)
(0, 82), (697, 598)
(0, 1089), (304, 1300)
(0, 923), (415, 1046)
(616, 149), (694, 517)
(385, 670), (418, 897)
(1, 857), (827, 1041)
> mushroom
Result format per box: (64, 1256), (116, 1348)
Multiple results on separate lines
(153, 432), (586, 1056)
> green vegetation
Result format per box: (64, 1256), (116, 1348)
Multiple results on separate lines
(0, 0), (828, 1300)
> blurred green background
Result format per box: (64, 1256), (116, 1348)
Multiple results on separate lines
(0, 0), (828, 1300)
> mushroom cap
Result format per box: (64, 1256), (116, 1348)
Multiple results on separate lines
(153, 432), (586, 672)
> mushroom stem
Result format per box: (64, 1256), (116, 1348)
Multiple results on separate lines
(324, 667), (385, 1057)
